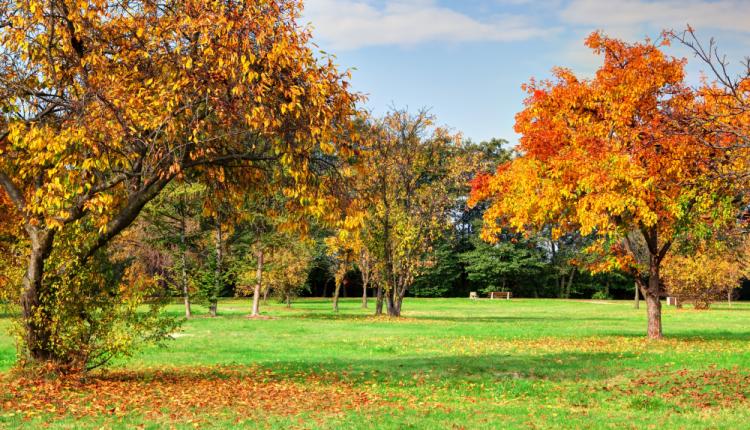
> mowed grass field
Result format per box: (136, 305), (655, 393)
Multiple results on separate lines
(1, 298), (750, 429)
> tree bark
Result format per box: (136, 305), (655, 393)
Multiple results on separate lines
(385, 286), (403, 317)
(210, 223), (223, 318)
(375, 284), (384, 315)
(21, 228), (56, 361)
(645, 290), (662, 339)
(644, 245), (664, 339)
(251, 248), (264, 317)
(361, 280), (368, 309)
(179, 213), (192, 319)
(634, 282), (640, 309)
(332, 280), (342, 312)
(566, 267), (576, 298)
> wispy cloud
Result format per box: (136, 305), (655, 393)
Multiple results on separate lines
(561, 0), (750, 34)
(303, 0), (554, 50)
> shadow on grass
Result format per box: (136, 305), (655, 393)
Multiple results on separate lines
(242, 351), (636, 385)
(598, 330), (750, 341)
(270, 312), (631, 324)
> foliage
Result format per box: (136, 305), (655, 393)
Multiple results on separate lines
(265, 240), (314, 307)
(0, 194), (24, 305)
(15, 226), (177, 372)
(470, 32), (742, 338)
(0, 0), (358, 369)
(410, 242), (464, 297)
(662, 239), (750, 309)
(460, 234), (546, 296)
(352, 109), (475, 316)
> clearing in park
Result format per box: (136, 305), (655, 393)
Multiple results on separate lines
(1, 298), (749, 429)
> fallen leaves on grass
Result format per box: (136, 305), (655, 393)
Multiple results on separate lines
(608, 367), (750, 410)
(0, 366), (377, 424)
(434, 336), (750, 357)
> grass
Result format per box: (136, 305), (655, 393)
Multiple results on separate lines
(1, 298), (750, 429)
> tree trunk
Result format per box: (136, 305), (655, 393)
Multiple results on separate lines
(210, 223), (223, 318)
(21, 229), (56, 361)
(569, 268), (576, 297)
(634, 282), (640, 309)
(286, 294), (291, 308)
(645, 253), (663, 339)
(179, 215), (192, 319)
(645, 290), (662, 339)
(361, 279), (368, 309)
(250, 248), (264, 317)
(728, 290), (732, 307)
(375, 284), (384, 315)
(332, 280), (341, 312)
(386, 287), (402, 317)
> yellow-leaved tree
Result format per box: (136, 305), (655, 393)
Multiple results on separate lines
(0, 0), (358, 371)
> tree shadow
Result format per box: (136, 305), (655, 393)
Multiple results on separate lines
(408, 315), (630, 323)
(243, 351), (636, 385)
(282, 312), (630, 324)
(599, 330), (750, 341)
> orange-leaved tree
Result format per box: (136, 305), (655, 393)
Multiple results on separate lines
(0, 0), (358, 370)
(470, 33), (740, 339)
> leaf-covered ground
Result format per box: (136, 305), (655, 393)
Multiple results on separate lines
(1, 298), (750, 429)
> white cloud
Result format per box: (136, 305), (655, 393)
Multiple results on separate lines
(561, 0), (750, 34)
(303, 0), (554, 50)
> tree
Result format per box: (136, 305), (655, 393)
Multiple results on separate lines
(0, 0), (358, 370)
(460, 233), (546, 297)
(325, 232), (358, 313)
(471, 33), (740, 338)
(662, 234), (750, 309)
(141, 182), (206, 318)
(265, 239), (314, 308)
(361, 109), (471, 316)
(670, 28), (750, 183)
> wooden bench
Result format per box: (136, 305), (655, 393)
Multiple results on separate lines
(489, 291), (512, 300)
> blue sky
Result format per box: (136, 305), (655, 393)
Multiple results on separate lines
(302, 0), (750, 145)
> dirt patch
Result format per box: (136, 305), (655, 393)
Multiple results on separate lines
(0, 366), (377, 423)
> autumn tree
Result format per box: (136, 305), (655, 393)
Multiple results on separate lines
(231, 190), (313, 317)
(325, 231), (358, 313)
(471, 33), (740, 338)
(264, 239), (314, 308)
(662, 231), (750, 309)
(361, 109), (471, 317)
(0, 0), (358, 370)
(671, 28), (750, 190)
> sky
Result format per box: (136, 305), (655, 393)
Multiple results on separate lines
(302, 0), (750, 145)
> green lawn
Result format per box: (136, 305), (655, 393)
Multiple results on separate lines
(1, 298), (750, 429)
